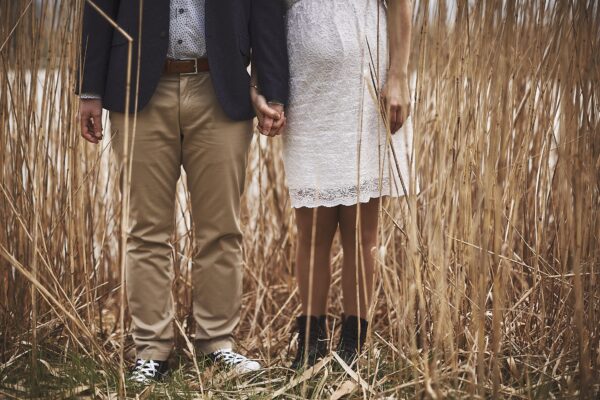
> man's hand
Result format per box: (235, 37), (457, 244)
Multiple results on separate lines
(79, 98), (104, 144)
(251, 86), (286, 137)
(381, 72), (411, 134)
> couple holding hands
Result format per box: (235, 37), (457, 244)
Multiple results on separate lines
(79, 0), (412, 383)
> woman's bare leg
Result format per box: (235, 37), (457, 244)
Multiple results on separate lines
(294, 206), (339, 316)
(338, 198), (380, 319)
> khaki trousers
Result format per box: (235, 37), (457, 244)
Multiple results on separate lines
(110, 72), (253, 360)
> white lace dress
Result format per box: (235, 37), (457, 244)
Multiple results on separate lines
(283, 0), (414, 208)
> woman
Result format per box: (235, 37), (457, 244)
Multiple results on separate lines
(254, 0), (413, 369)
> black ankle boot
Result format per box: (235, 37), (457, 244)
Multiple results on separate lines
(336, 315), (368, 366)
(290, 315), (328, 370)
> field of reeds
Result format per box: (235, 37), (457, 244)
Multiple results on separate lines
(1, 0), (599, 398)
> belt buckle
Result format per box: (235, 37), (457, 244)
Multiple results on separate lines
(180, 58), (198, 76)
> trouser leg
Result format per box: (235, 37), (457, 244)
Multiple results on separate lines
(110, 75), (182, 360)
(179, 72), (253, 354)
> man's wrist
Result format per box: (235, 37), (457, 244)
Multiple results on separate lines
(80, 93), (102, 100)
(267, 100), (285, 107)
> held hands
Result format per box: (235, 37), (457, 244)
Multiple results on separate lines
(79, 98), (104, 144)
(250, 85), (286, 137)
(381, 71), (411, 134)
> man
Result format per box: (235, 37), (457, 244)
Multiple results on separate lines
(78, 0), (288, 383)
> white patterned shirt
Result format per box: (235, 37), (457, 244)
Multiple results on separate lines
(167, 0), (206, 59)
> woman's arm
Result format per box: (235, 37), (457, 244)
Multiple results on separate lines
(383, 0), (413, 133)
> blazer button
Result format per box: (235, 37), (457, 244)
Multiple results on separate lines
(160, 31), (167, 38)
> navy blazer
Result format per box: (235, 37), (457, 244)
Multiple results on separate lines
(79, 0), (289, 121)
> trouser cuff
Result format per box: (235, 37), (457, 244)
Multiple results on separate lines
(195, 337), (235, 355)
(136, 349), (172, 362)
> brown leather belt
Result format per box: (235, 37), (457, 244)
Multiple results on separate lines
(163, 58), (209, 75)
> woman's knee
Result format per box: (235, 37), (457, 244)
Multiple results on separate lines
(360, 226), (378, 250)
(297, 226), (336, 249)
(295, 207), (338, 249)
(340, 223), (377, 250)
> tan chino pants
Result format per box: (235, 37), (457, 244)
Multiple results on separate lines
(110, 72), (253, 360)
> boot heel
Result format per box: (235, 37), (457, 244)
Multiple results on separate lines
(289, 315), (329, 370)
(336, 315), (368, 367)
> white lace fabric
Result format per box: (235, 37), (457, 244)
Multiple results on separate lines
(283, 0), (414, 208)
(289, 176), (400, 208)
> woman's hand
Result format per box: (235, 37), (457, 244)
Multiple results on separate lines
(381, 71), (411, 134)
(251, 85), (286, 136)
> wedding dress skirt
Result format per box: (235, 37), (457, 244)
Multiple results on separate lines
(283, 0), (414, 208)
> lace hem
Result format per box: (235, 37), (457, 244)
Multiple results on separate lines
(289, 178), (407, 208)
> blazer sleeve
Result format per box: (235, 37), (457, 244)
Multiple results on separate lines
(77, 0), (120, 96)
(249, 0), (290, 106)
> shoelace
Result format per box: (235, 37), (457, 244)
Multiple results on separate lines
(131, 360), (160, 382)
(213, 349), (250, 365)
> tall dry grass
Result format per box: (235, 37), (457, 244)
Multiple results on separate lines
(1, 0), (599, 398)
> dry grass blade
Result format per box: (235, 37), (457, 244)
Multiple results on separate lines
(270, 357), (330, 399)
(330, 380), (358, 400)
